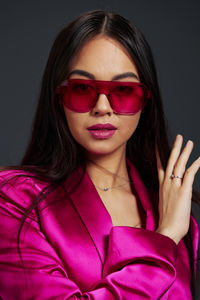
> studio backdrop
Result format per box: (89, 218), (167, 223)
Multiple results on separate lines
(0, 0), (200, 297)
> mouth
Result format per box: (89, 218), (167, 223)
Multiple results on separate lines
(87, 123), (117, 130)
(87, 123), (117, 139)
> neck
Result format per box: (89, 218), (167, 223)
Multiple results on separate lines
(85, 149), (130, 190)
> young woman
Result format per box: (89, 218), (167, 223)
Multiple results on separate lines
(0, 9), (199, 300)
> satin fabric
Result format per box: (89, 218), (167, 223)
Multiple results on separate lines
(0, 158), (199, 299)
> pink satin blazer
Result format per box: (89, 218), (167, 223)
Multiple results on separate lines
(0, 159), (199, 299)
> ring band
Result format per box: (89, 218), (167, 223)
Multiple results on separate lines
(170, 174), (183, 180)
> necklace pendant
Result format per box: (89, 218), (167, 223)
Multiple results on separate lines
(103, 187), (109, 191)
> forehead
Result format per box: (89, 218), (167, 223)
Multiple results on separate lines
(69, 35), (139, 80)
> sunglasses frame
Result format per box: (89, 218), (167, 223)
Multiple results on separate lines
(56, 78), (151, 115)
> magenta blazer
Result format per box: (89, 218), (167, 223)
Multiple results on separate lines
(0, 159), (199, 299)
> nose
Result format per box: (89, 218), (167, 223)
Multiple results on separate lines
(91, 93), (113, 116)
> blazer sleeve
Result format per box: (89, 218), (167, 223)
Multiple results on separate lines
(0, 173), (178, 300)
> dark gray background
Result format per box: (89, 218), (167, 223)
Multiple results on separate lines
(0, 0), (200, 297)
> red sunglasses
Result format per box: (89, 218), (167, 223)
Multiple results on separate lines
(56, 78), (151, 115)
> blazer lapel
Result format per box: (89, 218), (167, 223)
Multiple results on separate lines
(65, 159), (158, 264)
(65, 159), (199, 275)
(126, 158), (158, 231)
(190, 215), (199, 274)
(64, 165), (113, 265)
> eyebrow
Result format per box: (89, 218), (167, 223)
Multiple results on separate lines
(68, 69), (139, 81)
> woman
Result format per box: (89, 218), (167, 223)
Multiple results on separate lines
(0, 9), (199, 299)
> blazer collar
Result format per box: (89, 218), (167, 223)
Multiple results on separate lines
(64, 158), (157, 263)
(126, 158), (157, 231)
(190, 215), (199, 274)
(64, 158), (199, 269)
(64, 163), (112, 264)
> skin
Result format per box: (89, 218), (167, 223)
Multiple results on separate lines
(63, 35), (200, 244)
(156, 136), (200, 244)
(64, 35), (142, 188)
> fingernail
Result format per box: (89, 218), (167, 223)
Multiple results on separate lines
(186, 139), (192, 144)
(176, 134), (181, 141)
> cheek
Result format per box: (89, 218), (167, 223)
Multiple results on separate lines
(64, 108), (86, 139)
(120, 112), (141, 139)
(63, 106), (142, 152)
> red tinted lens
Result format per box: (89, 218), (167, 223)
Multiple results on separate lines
(59, 80), (96, 112)
(57, 79), (150, 114)
(110, 82), (148, 114)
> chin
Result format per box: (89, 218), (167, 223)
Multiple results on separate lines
(84, 143), (124, 157)
(85, 149), (113, 156)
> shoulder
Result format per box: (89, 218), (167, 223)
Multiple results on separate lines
(0, 168), (48, 211)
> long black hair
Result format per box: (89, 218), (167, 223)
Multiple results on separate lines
(1, 9), (199, 298)
(21, 9), (167, 186)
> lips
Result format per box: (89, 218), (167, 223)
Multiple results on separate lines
(87, 123), (117, 139)
(87, 123), (117, 130)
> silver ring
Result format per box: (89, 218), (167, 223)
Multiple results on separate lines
(170, 174), (183, 180)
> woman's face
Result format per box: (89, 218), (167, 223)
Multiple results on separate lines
(63, 35), (142, 157)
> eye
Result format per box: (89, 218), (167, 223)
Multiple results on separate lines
(114, 85), (134, 95)
(72, 83), (93, 94)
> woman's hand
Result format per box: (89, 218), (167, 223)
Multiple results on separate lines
(156, 134), (200, 244)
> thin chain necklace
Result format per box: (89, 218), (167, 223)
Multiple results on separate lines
(94, 180), (133, 191)
(87, 158), (133, 191)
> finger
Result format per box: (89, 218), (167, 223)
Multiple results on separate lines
(182, 156), (200, 188)
(156, 145), (164, 184)
(165, 134), (183, 179)
(173, 140), (194, 182)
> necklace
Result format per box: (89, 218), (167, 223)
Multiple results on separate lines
(87, 158), (133, 191)
(94, 180), (133, 191)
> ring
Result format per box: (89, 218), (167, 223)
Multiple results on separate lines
(170, 174), (183, 180)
